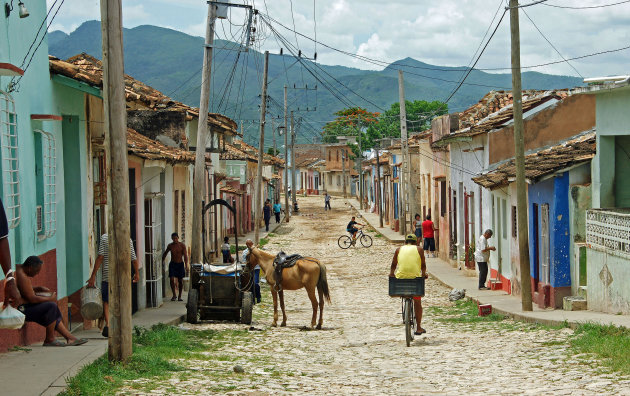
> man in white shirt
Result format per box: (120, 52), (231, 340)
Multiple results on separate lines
(474, 229), (495, 290)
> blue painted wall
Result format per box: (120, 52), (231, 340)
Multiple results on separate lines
(528, 172), (571, 288)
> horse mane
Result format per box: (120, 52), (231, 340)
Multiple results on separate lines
(252, 247), (275, 260)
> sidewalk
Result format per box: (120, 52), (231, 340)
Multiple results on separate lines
(0, 297), (187, 396)
(347, 198), (630, 329)
(345, 198), (404, 242)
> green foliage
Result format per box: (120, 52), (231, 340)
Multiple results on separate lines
(267, 147), (280, 156)
(570, 323), (630, 375)
(229, 244), (247, 254)
(433, 299), (507, 323)
(321, 107), (380, 143)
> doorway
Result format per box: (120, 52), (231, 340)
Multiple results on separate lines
(144, 196), (164, 307)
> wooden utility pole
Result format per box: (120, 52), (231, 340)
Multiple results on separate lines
(272, 117), (278, 202)
(291, 111), (297, 207)
(358, 127), (364, 209)
(398, 70), (408, 235)
(510, 0), (533, 311)
(191, 2), (216, 263)
(254, 51), (270, 244)
(100, 0), (132, 361)
(284, 85), (290, 222)
(376, 147), (383, 228)
(342, 148), (347, 198)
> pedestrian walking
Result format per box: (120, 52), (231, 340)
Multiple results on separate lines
(263, 199), (272, 231)
(414, 214), (422, 244)
(422, 215), (437, 257)
(324, 193), (331, 211)
(474, 229), (496, 290)
(87, 234), (139, 337)
(273, 200), (282, 223)
(162, 233), (189, 301)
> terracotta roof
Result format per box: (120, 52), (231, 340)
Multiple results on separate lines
(472, 131), (595, 189)
(220, 186), (244, 195)
(49, 53), (237, 135)
(220, 140), (284, 166)
(296, 157), (323, 168)
(127, 128), (208, 164)
(220, 141), (258, 162)
(433, 90), (569, 147)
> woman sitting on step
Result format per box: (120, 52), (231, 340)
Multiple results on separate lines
(16, 256), (87, 347)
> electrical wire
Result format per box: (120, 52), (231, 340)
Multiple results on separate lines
(522, 8), (583, 78)
(541, 0), (630, 9)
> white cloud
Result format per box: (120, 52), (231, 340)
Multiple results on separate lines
(45, 0), (630, 78)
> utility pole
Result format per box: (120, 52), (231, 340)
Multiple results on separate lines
(357, 125), (364, 209)
(254, 51), (269, 245)
(191, 2), (216, 264)
(272, 117), (278, 202)
(291, 111), (297, 208)
(398, 70), (408, 235)
(284, 85), (290, 222)
(510, 0), (533, 311)
(376, 147), (383, 228)
(342, 148), (347, 198)
(100, 0), (132, 361)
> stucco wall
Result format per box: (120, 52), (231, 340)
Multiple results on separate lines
(586, 248), (630, 314)
(489, 94), (596, 164)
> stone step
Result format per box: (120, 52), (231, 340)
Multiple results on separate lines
(577, 286), (587, 299)
(563, 296), (587, 311)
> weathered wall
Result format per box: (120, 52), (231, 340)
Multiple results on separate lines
(489, 94), (596, 165)
(586, 248), (630, 314)
(127, 110), (187, 148)
(569, 164), (592, 295)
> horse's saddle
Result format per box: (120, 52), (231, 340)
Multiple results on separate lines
(273, 251), (302, 290)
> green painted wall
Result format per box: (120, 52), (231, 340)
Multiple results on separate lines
(615, 136), (630, 207)
(592, 135), (615, 208)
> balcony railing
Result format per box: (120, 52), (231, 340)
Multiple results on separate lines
(586, 208), (630, 257)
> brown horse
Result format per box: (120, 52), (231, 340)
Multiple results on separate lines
(245, 240), (331, 329)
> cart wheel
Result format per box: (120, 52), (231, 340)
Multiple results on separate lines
(186, 288), (199, 324)
(241, 292), (253, 325)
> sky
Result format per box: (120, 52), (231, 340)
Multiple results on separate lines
(46, 0), (630, 79)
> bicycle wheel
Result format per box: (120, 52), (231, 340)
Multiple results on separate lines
(338, 235), (352, 249)
(360, 234), (373, 247)
(404, 298), (413, 347)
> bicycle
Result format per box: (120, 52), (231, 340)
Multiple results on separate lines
(338, 227), (373, 249)
(389, 276), (425, 347)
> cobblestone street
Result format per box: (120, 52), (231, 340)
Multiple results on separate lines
(124, 196), (629, 395)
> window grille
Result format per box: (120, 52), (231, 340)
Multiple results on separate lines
(93, 150), (107, 205)
(34, 129), (57, 239)
(180, 190), (186, 242)
(0, 90), (20, 228)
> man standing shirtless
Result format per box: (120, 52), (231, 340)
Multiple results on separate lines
(162, 233), (189, 301)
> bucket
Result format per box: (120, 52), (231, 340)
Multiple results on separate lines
(80, 286), (103, 320)
(478, 304), (492, 317)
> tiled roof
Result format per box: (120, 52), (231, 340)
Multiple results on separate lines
(49, 53), (238, 135)
(296, 157), (323, 168)
(220, 186), (244, 195)
(223, 140), (284, 166)
(127, 128), (208, 164)
(433, 90), (569, 147)
(472, 131), (595, 189)
(220, 141), (258, 162)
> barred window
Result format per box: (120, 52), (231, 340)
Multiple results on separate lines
(34, 129), (57, 239)
(0, 90), (20, 228)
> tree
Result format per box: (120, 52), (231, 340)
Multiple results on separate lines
(267, 147), (280, 156)
(321, 107), (380, 143)
(371, 100), (448, 146)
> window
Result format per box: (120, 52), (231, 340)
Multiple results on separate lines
(93, 150), (107, 205)
(0, 90), (20, 228)
(512, 205), (517, 238)
(336, 150), (339, 162)
(440, 181), (446, 216)
(34, 130), (57, 239)
(180, 190), (186, 242)
(502, 198), (507, 239)
(328, 151), (331, 161)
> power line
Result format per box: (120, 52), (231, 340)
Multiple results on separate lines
(443, 8), (508, 104)
(542, 0), (630, 9)
(522, 8), (583, 78)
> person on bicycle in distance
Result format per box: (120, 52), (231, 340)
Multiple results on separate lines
(346, 216), (363, 240)
(389, 234), (427, 335)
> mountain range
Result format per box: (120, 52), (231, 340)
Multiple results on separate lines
(49, 21), (583, 144)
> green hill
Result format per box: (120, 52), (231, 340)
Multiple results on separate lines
(49, 21), (583, 145)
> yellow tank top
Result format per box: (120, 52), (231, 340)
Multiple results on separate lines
(395, 245), (422, 279)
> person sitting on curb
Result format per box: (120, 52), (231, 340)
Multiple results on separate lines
(16, 256), (87, 346)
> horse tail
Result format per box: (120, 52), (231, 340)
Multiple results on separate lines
(317, 262), (332, 304)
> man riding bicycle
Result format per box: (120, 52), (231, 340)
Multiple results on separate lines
(389, 233), (427, 335)
(346, 216), (363, 240)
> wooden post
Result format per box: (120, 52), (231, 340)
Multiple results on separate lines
(100, 0), (132, 361)
(284, 85), (290, 222)
(376, 147), (383, 228)
(510, 0), (533, 311)
(291, 111), (297, 206)
(254, 51), (269, 245)
(342, 148), (347, 199)
(358, 126), (364, 209)
(191, 2), (216, 264)
(398, 70), (408, 235)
